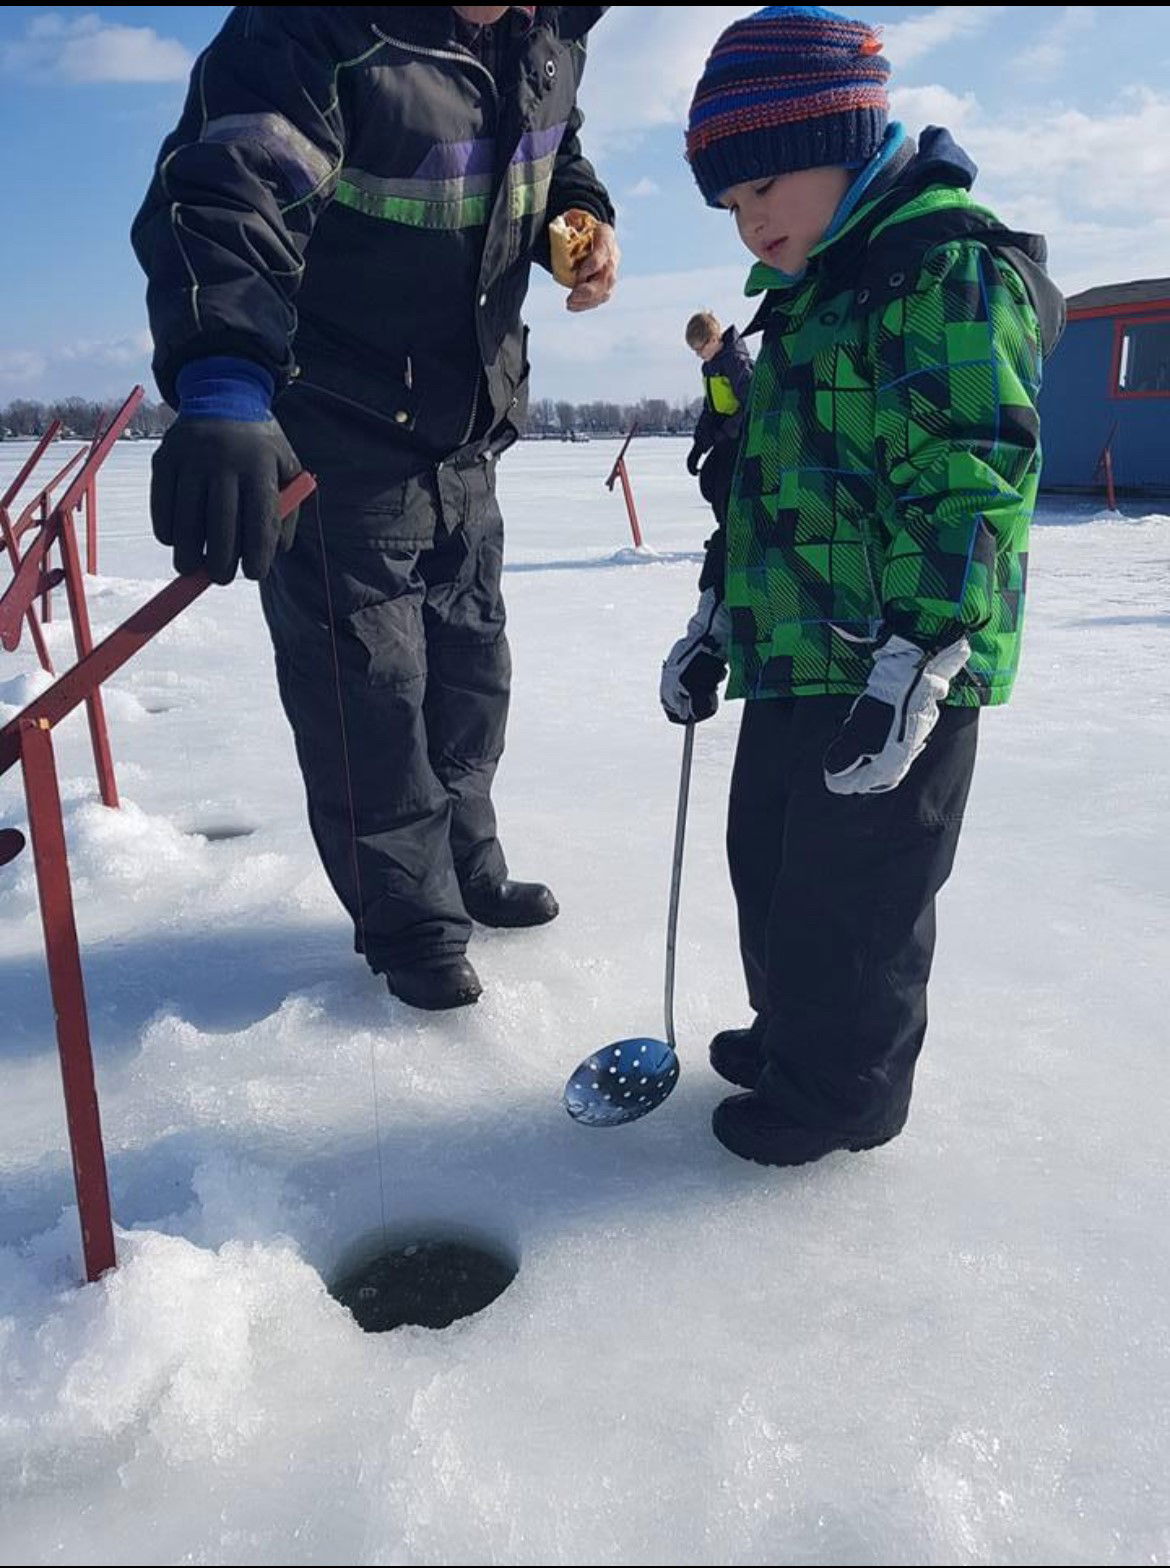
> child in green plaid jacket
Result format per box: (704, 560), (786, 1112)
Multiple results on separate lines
(660, 5), (1064, 1167)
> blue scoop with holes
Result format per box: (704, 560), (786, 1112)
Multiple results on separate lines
(563, 725), (693, 1129)
(563, 1036), (679, 1127)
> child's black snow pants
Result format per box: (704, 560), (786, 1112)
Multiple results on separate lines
(726, 695), (979, 1139)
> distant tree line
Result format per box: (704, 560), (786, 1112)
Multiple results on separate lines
(1, 396), (175, 440)
(530, 396), (703, 437)
(2, 393), (704, 443)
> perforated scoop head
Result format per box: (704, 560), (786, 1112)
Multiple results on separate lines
(563, 1036), (679, 1128)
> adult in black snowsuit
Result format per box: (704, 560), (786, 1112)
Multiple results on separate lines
(132, 6), (618, 1010)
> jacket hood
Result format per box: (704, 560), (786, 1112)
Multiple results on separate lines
(899, 125), (979, 197)
(747, 125), (1065, 358)
(898, 129), (1066, 357)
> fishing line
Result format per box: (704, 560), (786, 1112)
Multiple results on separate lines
(313, 484), (390, 1251)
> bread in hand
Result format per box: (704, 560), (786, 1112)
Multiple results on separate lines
(549, 208), (598, 286)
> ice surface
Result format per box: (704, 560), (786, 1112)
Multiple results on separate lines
(0, 439), (1167, 1565)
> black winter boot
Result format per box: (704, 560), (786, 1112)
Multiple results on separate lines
(712, 1092), (904, 1168)
(462, 879), (559, 929)
(708, 1019), (766, 1090)
(385, 956), (483, 1011)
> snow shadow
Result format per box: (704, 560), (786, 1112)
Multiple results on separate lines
(1065, 612), (1170, 628)
(503, 547), (703, 574)
(0, 1071), (748, 1291)
(0, 920), (350, 1065)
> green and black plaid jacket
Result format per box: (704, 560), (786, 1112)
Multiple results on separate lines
(726, 169), (1058, 708)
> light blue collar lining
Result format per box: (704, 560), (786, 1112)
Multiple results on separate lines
(826, 121), (908, 241)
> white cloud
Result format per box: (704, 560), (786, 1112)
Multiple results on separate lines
(1, 13), (193, 83)
(954, 86), (1170, 218)
(0, 350), (48, 387)
(626, 178), (661, 199)
(891, 84), (981, 136)
(592, 9), (1170, 299)
(579, 8), (755, 151)
(879, 6), (1011, 69)
(1013, 6), (1097, 78)
(890, 82), (1170, 294)
(0, 334), (153, 406)
(578, 7), (1016, 150)
(55, 331), (154, 367)
(524, 263), (753, 403)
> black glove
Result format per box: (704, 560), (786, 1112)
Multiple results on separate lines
(685, 441), (708, 477)
(660, 588), (731, 724)
(150, 417), (304, 585)
(697, 526), (726, 597)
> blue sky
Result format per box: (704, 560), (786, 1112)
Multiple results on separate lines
(2, 5), (1169, 406)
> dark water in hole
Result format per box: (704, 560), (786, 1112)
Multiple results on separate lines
(188, 825), (255, 843)
(331, 1237), (518, 1333)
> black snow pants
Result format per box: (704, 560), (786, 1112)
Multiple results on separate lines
(726, 695), (979, 1140)
(259, 452), (510, 971)
(696, 441), (736, 597)
(698, 438), (736, 528)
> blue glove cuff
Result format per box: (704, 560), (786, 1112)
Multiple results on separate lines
(175, 357), (275, 422)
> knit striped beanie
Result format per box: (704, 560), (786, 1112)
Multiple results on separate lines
(686, 6), (891, 207)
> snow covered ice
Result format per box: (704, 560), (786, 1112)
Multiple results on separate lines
(1, 439), (1168, 1565)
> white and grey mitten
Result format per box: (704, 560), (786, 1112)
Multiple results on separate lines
(823, 633), (971, 795)
(660, 588), (732, 725)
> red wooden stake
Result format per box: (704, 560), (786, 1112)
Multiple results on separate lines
(0, 505), (54, 674)
(615, 458), (643, 548)
(39, 497), (53, 626)
(56, 505), (118, 808)
(85, 479), (98, 577)
(0, 470), (317, 1286)
(20, 719), (117, 1284)
(604, 422), (645, 548)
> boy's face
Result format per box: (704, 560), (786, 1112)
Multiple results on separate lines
(696, 335), (722, 362)
(720, 166), (854, 274)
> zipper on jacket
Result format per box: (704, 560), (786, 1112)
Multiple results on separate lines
(856, 513), (882, 625)
(372, 28), (500, 109)
(463, 376), (483, 450)
(370, 25), (499, 449)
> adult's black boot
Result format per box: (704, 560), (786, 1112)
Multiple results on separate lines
(708, 1018), (766, 1090)
(462, 879), (559, 929)
(385, 956), (483, 1011)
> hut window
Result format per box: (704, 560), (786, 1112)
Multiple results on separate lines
(1115, 317), (1170, 396)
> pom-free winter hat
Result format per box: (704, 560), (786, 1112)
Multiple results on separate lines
(686, 6), (891, 207)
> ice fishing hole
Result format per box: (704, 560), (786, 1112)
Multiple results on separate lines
(329, 1227), (519, 1334)
(186, 823), (256, 843)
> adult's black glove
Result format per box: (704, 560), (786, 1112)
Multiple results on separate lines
(151, 416), (304, 585)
